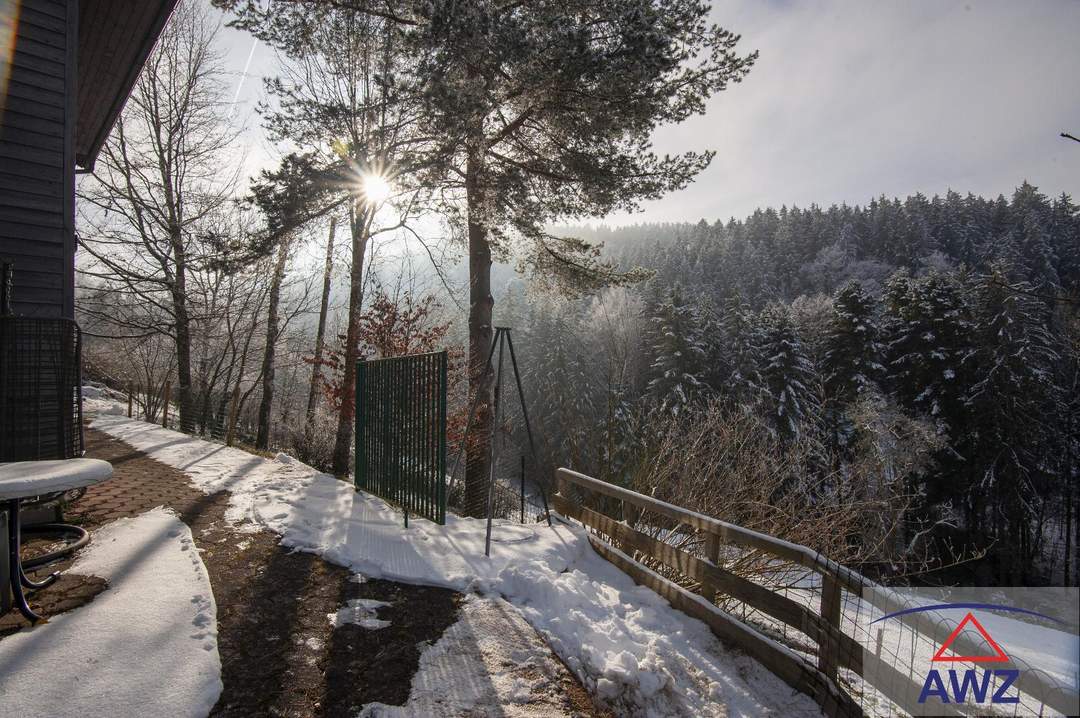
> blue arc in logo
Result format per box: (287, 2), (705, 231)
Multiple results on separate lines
(870, 602), (1064, 625)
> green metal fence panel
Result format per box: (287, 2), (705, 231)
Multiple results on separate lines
(355, 351), (447, 524)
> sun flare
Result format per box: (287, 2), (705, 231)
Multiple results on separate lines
(361, 172), (392, 205)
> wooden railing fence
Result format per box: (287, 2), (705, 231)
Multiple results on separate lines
(553, 467), (1077, 718)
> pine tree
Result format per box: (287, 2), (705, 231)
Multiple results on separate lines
(521, 296), (605, 472)
(1051, 193), (1080, 295)
(711, 293), (764, 405)
(221, 0), (757, 513)
(883, 271), (974, 423)
(758, 304), (821, 445)
(821, 282), (883, 456)
(645, 285), (710, 416)
(967, 265), (1061, 581)
(824, 281), (884, 403)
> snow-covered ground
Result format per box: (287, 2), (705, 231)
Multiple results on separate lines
(360, 594), (589, 717)
(0, 509), (222, 718)
(88, 411), (821, 717)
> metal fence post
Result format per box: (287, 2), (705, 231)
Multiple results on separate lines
(437, 350), (447, 525)
(355, 359), (365, 491)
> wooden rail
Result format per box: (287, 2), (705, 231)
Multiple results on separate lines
(552, 468), (863, 718)
(553, 468), (1078, 718)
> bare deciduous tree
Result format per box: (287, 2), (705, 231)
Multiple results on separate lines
(77, 0), (241, 431)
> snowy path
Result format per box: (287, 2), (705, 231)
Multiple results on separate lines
(89, 412), (821, 717)
(0, 509), (222, 718)
(360, 594), (594, 717)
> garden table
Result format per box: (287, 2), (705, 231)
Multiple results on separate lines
(0, 459), (113, 622)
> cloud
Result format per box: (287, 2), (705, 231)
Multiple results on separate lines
(212, 0), (1080, 225)
(607, 0), (1080, 225)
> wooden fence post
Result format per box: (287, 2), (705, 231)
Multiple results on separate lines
(162, 381), (171, 428)
(819, 572), (842, 680)
(552, 467), (1074, 718)
(225, 386), (240, 447)
(701, 532), (721, 604)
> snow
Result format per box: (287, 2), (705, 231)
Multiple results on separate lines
(975, 612), (1079, 688)
(359, 595), (598, 717)
(89, 413), (821, 717)
(328, 598), (393, 630)
(499, 545), (819, 717)
(0, 458), (113, 499)
(0, 509), (222, 718)
(91, 416), (572, 592)
(81, 384), (127, 416)
(856, 588), (1080, 698)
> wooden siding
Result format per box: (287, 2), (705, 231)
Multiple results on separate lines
(0, 0), (76, 319)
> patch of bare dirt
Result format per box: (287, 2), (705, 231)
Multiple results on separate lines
(2, 428), (606, 716)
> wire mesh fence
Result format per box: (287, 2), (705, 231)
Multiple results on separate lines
(554, 467), (1078, 718)
(0, 317), (82, 461)
(355, 352), (447, 524)
(99, 376), (268, 449)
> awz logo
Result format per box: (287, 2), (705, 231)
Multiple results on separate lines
(919, 612), (1017, 705)
(918, 666), (1019, 705)
(870, 602), (1064, 708)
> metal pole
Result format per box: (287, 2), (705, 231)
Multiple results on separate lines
(75, 326), (83, 456)
(484, 331), (506, 557)
(437, 350), (448, 524)
(504, 330), (552, 526)
(447, 331), (501, 498)
(355, 359), (365, 491)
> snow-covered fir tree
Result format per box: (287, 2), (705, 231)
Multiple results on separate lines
(713, 292), (764, 405)
(883, 271), (974, 423)
(824, 281), (884, 403)
(758, 304), (822, 445)
(821, 281), (884, 455)
(645, 284), (710, 416)
(966, 265), (1061, 581)
(522, 297), (599, 468)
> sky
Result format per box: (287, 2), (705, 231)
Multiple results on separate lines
(214, 0), (1080, 227)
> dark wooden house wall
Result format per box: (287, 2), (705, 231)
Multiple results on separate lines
(0, 0), (77, 319)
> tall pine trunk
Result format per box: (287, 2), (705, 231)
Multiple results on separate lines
(304, 216), (337, 451)
(464, 146), (494, 517)
(332, 202), (370, 476)
(255, 239), (290, 449)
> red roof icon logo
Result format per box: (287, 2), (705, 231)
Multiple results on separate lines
(931, 612), (1009, 663)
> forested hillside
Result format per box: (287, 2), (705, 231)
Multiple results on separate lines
(503, 183), (1079, 586)
(72, 0), (1077, 593)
